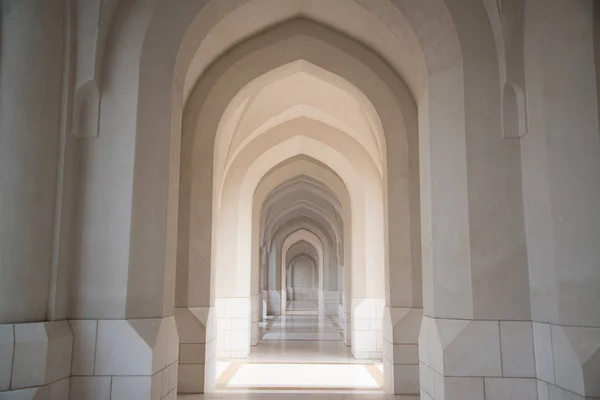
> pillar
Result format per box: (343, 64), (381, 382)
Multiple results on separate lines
(383, 90), (422, 396)
(522, 1), (600, 398)
(213, 211), (251, 360)
(250, 245), (267, 346)
(173, 92), (216, 393)
(266, 247), (282, 315)
(341, 265), (352, 346)
(351, 192), (385, 360)
(323, 251), (339, 315)
(260, 245), (268, 320)
(418, 3), (535, 399)
(65, 0), (180, 397)
(0, 0), (64, 326)
(0, 1), (73, 397)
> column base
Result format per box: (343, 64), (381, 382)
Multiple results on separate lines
(338, 296), (351, 346)
(174, 307), (216, 394)
(536, 379), (600, 400)
(323, 291), (339, 315)
(251, 294), (261, 346)
(419, 369), (539, 400)
(420, 316), (600, 399)
(382, 307), (422, 395)
(419, 315), (544, 399)
(351, 297), (384, 359)
(0, 320), (72, 398)
(532, 322), (600, 399)
(265, 290), (281, 315)
(215, 297), (250, 359)
(318, 289), (324, 315)
(0, 378), (71, 400)
(69, 316), (179, 400)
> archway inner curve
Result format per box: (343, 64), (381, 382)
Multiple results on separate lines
(175, 13), (420, 396)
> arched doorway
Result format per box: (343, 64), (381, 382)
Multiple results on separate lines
(64, 1), (550, 398)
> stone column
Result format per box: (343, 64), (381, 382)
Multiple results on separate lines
(250, 244), (268, 345)
(266, 247), (282, 315)
(522, 1), (600, 398)
(0, 0), (64, 326)
(64, 0), (181, 396)
(383, 261), (422, 399)
(340, 265), (351, 346)
(418, 4), (534, 398)
(214, 213), (251, 360)
(351, 298), (384, 359)
(382, 78), (422, 396)
(323, 251), (339, 315)
(0, 1), (73, 397)
(351, 193), (386, 360)
(250, 293), (262, 346)
(351, 235), (385, 360)
(174, 130), (216, 393)
(351, 264), (385, 359)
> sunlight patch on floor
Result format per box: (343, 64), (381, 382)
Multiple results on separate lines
(229, 363), (378, 388)
(216, 362), (383, 392)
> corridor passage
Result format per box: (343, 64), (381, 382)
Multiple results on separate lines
(285, 300), (319, 314)
(211, 311), (384, 393)
(261, 315), (342, 342)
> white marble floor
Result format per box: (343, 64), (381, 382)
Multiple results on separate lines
(207, 311), (386, 395)
(227, 364), (380, 389)
(179, 394), (414, 399)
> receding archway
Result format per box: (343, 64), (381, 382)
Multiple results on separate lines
(86, 1), (524, 397)
(280, 229), (325, 314)
(176, 20), (416, 392)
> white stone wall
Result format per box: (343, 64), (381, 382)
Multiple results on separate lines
(69, 317), (179, 400)
(0, 321), (72, 397)
(351, 298), (385, 359)
(175, 307), (216, 394)
(215, 298), (251, 359)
